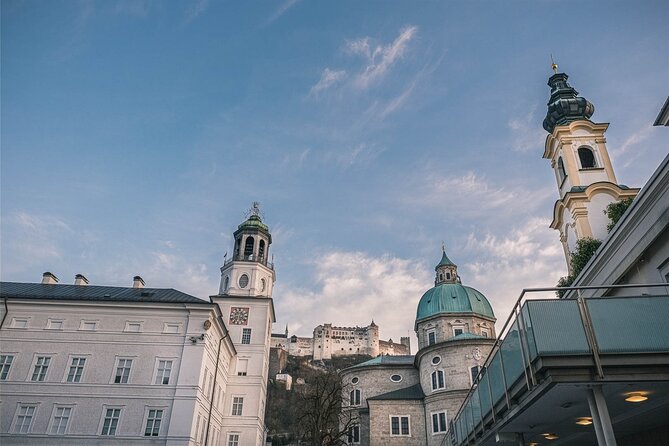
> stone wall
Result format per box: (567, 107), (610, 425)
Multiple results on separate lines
(268, 346), (288, 377)
(367, 400), (426, 446)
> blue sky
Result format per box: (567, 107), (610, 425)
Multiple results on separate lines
(2, 0), (668, 344)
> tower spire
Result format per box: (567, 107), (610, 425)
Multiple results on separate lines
(550, 54), (558, 74)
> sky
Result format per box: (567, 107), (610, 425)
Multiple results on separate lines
(2, 0), (668, 346)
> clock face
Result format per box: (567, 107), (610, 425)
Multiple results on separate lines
(229, 307), (250, 325)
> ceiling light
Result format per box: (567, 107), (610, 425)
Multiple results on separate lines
(542, 433), (559, 440)
(625, 392), (648, 403)
(576, 417), (593, 425)
(527, 443), (539, 446)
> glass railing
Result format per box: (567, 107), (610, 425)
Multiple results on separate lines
(447, 284), (669, 446)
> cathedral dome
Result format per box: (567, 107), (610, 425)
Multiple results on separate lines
(415, 283), (494, 322)
(237, 214), (269, 232)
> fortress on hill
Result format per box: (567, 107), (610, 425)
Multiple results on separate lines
(271, 321), (410, 360)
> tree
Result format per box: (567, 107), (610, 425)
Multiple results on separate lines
(556, 237), (602, 297)
(604, 197), (634, 232)
(294, 369), (356, 445)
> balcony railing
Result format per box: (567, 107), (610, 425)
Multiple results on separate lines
(224, 254), (274, 270)
(446, 283), (669, 446)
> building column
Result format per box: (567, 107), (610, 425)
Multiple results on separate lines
(587, 386), (618, 446)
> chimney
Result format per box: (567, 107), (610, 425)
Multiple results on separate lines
(41, 272), (59, 285)
(74, 274), (89, 286)
(133, 276), (145, 289)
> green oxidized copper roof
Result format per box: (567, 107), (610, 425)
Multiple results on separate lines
(237, 215), (269, 232)
(346, 355), (415, 369)
(416, 283), (495, 321)
(435, 251), (456, 269)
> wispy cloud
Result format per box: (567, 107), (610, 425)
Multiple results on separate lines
(265, 0), (299, 26)
(309, 68), (347, 96)
(348, 26), (418, 89)
(508, 108), (545, 152)
(334, 142), (387, 167)
(184, 0), (209, 23)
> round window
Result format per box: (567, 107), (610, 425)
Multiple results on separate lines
(260, 278), (266, 291)
(431, 356), (441, 365)
(238, 274), (249, 288)
(390, 374), (402, 382)
(351, 377), (359, 384)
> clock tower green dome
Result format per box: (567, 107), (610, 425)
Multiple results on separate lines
(415, 250), (495, 323)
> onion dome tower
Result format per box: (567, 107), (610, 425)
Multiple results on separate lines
(541, 62), (639, 270)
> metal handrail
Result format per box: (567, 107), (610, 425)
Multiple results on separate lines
(223, 255), (274, 269)
(447, 282), (669, 446)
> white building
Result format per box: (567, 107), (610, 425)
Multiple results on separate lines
(0, 206), (277, 446)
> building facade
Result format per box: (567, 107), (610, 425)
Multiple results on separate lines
(0, 208), (277, 446)
(340, 250), (496, 446)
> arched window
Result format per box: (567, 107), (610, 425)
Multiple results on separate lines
(259, 240), (266, 261)
(244, 237), (255, 258)
(557, 157), (567, 184)
(350, 389), (361, 406)
(439, 273), (444, 281)
(224, 276), (229, 292)
(234, 238), (242, 258)
(578, 147), (597, 169)
(431, 370), (445, 390)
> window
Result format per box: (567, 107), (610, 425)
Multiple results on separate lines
(47, 319), (63, 330)
(50, 406), (72, 434)
(237, 359), (248, 376)
(453, 325), (465, 336)
(80, 320), (97, 331)
(125, 322), (141, 332)
(0, 355), (14, 380)
(557, 157), (567, 184)
(431, 355), (441, 365)
(259, 239), (266, 260)
(432, 411), (447, 433)
(15, 405), (36, 433)
(351, 377), (359, 384)
(155, 360), (172, 384)
(427, 330), (436, 346)
(114, 359), (132, 383)
(243, 236), (255, 258)
(390, 374), (402, 382)
(144, 409), (163, 436)
(241, 328), (252, 344)
(232, 397), (244, 416)
(470, 366), (480, 385)
(101, 408), (121, 435)
(578, 147), (597, 168)
(390, 415), (410, 436)
(224, 276), (230, 291)
(431, 370), (445, 390)
(11, 318), (28, 328)
(446, 272), (451, 280)
(348, 423), (360, 443)
(67, 357), (86, 383)
(228, 433), (240, 446)
(238, 274), (249, 288)
(31, 356), (51, 381)
(350, 389), (361, 406)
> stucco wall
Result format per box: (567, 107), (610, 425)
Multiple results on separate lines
(367, 400), (426, 446)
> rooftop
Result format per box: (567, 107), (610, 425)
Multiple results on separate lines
(346, 355), (415, 369)
(367, 384), (425, 401)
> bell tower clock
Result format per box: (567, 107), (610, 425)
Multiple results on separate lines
(211, 203), (276, 446)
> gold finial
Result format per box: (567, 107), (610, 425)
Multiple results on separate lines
(550, 54), (558, 74)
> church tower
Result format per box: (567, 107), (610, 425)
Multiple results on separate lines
(211, 203), (276, 446)
(542, 64), (639, 269)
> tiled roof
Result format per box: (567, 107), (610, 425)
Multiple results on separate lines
(0, 282), (208, 304)
(347, 355), (415, 369)
(367, 384), (425, 401)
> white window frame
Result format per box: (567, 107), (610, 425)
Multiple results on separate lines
(153, 358), (175, 385)
(143, 407), (165, 437)
(350, 388), (361, 406)
(99, 406), (123, 436)
(112, 357), (134, 384)
(431, 410), (448, 434)
(79, 320), (98, 331)
(124, 321), (143, 332)
(236, 358), (249, 376)
(470, 365), (481, 386)
(431, 369), (445, 391)
(231, 396), (244, 416)
(65, 356), (88, 383)
(348, 422), (361, 444)
(389, 414), (411, 437)
(10, 317), (29, 329)
(162, 322), (181, 334)
(13, 403), (38, 433)
(427, 329), (436, 346)
(29, 354), (52, 382)
(452, 325), (465, 337)
(0, 354), (15, 380)
(46, 319), (64, 330)
(227, 432), (241, 446)
(241, 328), (252, 344)
(48, 405), (74, 435)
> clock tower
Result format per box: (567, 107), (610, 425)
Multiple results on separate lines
(211, 203), (276, 446)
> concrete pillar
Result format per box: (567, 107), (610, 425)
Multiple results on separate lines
(587, 386), (618, 446)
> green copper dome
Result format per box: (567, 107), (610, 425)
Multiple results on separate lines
(238, 215), (269, 232)
(416, 283), (495, 321)
(435, 251), (456, 269)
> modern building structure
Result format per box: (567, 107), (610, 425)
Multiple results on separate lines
(447, 71), (669, 446)
(339, 250), (496, 446)
(0, 207), (277, 446)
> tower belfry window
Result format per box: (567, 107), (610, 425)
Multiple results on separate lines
(578, 147), (597, 169)
(244, 237), (254, 258)
(557, 157), (567, 184)
(259, 240), (265, 261)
